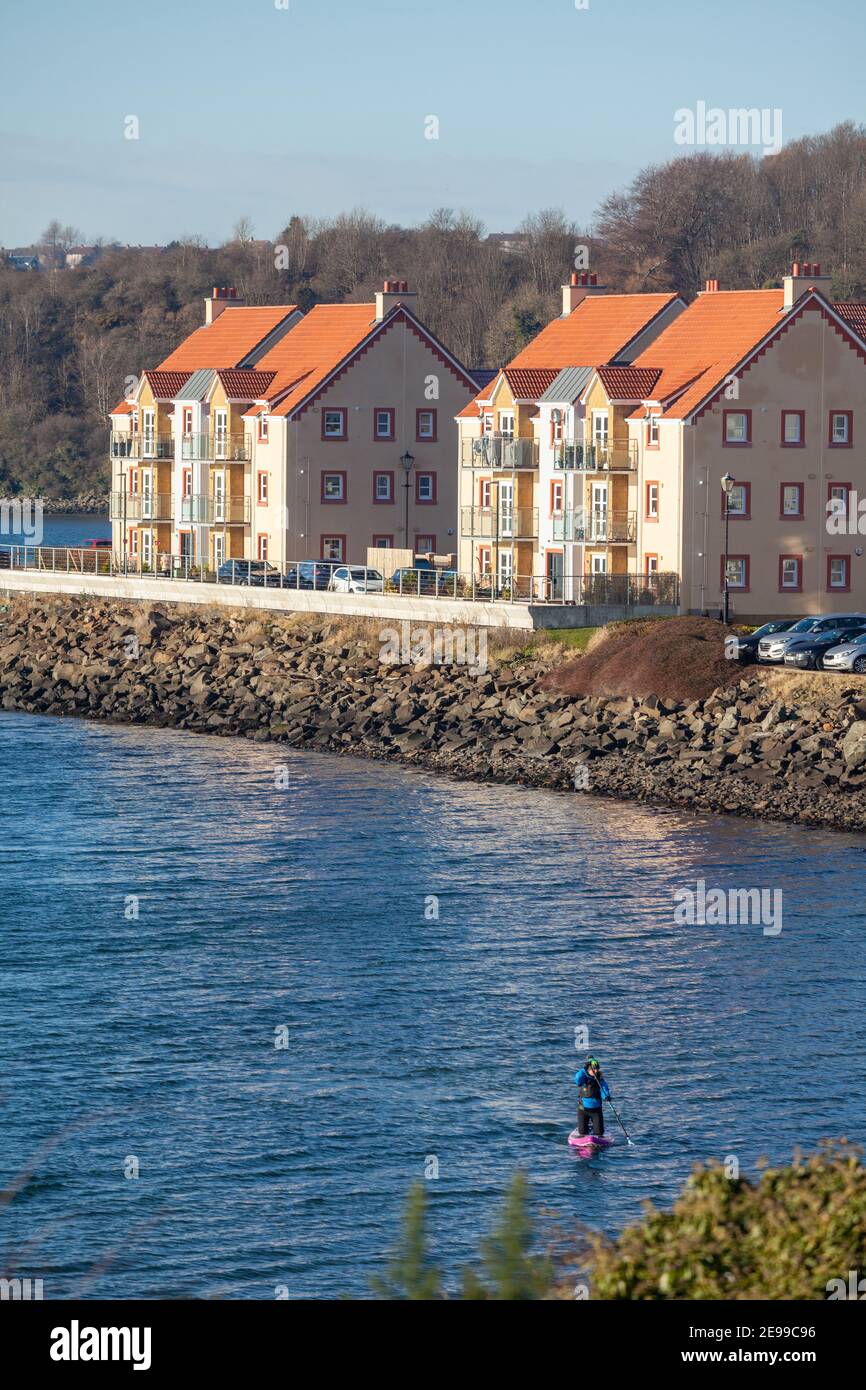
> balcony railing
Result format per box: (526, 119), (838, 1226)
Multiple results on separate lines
(552, 509), (636, 543)
(461, 436), (539, 470)
(554, 441), (637, 472)
(180, 494), (251, 525)
(109, 433), (174, 460)
(109, 492), (175, 522)
(460, 506), (539, 540)
(181, 433), (252, 462)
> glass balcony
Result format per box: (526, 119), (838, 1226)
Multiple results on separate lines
(180, 494), (251, 525)
(552, 509), (636, 543)
(460, 506), (538, 540)
(109, 492), (175, 522)
(181, 433), (252, 462)
(109, 433), (174, 460)
(554, 441), (637, 472)
(461, 436), (538, 469)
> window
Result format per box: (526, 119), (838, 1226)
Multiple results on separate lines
(779, 555), (802, 592)
(182, 407), (193, 437)
(374, 408), (395, 441)
(645, 553), (659, 575)
(129, 528), (139, 557)
(551, 480), (564, 514)
(828, 555), (850, 591)
(550, 411), (563, 445)
(257, 534), (269, 562)
(182, 468), (192, 499)
(499, 411), (515, 439)
(129, 469), (139, 496)
(724, 482), (751, 518)
(478, 546), (492, 575)
(645, 481), (659, 520)
(416, 472), (436, 504)
(780, 483), (804, 518)
(646, 415), (660, 448)
(721, 555), (750, 590)
(480, 479), (492, 509)
(322, 408), (347, 440)
(373, 471), (394, 503)
(372, 534), (393, 548)
(415, 534), (436, 553)
(483, 413), (494, 434)
(322, 472), (346, 503)
(258, 413), (269, 442)
(257, 472), (269, 504)
(781, 410), (804, 446)
(828, 482), (851, 522)
(416, 409), (437, 441)
(321, 535), (345, 561)
(829, 411), (852, 447)
(723, 410), (751, 445)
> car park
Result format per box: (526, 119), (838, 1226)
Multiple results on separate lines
(757, 614), (866, 662)
(782, 626), (866, 670)
(728, 620), (795, 662)
(216, 559), (282, 587)
(821, 631), (866, 674)
(328, 566), (384, 594)
(283, 560), (340, 590)
(389, 565), (458, 594)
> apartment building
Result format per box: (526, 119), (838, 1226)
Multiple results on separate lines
(621, 265), (866, 617)
(456, 275), (686, 596)
(109, 283), (478, 572)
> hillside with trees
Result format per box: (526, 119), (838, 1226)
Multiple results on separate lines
(2, 122), (866, 501)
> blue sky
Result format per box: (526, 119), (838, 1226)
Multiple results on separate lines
(1, 0), (864, 246)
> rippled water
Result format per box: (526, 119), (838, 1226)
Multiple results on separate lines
(1, 710), (864, 1299)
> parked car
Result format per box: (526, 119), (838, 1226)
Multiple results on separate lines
(328, 566), (384, 594)
(783, 626), (866, 670)
(757, 615), (866, 663)
(216, 559), (282, 587)
(728, 620), (796, 662)
(389, 565), (458, 595)
(821, 631), (866, 674)
(283, 560), (340, 590)
(81, 537), (113, 549)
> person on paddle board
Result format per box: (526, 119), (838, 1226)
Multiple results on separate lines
(574, 1057), (611, 1137)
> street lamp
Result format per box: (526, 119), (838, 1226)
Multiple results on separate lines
(401, 450), (415, 552)
(721, 471), (735, 624)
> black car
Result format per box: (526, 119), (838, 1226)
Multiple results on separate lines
(216, 559), (282, 587)
(729, 620), (796, 662)
(283, 560), (340, 590)
(782, 626), (866, 670)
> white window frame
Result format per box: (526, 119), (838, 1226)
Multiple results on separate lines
(780, 557), (800, 589)
(323, 409), (346, 439)
(323, 473), (345, 502)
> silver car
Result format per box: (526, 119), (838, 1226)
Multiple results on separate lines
(822, 631), (866, 674)
(757, 614), (866, 663)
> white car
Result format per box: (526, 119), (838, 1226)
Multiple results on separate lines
(327, 565), (384, 594)
(822, 632), (866, 674)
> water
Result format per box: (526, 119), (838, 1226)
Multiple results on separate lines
(1, 710), (864, 1299)
(1, 511), (109, 549)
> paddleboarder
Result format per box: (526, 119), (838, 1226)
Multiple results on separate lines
(574, 1057), (611, 1138)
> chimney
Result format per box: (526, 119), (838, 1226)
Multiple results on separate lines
(562, 271), (606, 316)
(205, 285), (244, 325)
(375, 277), (418, 322)
(703, 278), (720, 292)
(783, 260), (831, 310)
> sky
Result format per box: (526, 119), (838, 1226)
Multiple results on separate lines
(1, 0), (865, 248)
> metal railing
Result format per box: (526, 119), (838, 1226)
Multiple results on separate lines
(460, 506), (539, 540)
(180, 495), (251, 524)
(0, 545), (679, 609)
(554, 441), (638, 471)
(109, 491), (175, 522)
(109, 433), (174, 460)
(181, 433), (252, 462)
(552, 509), (637, 543)
(461, 436), (539, 469)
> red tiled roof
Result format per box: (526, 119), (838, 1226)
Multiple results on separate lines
(110, 399), (133, 415)
(510, 293), (682, 369)
(501, 367), (559, 399)
(255, 304), (378, 416)
(456, 398), (483, 419)
(157, 306), (299, 371)
(143, 370), (192, 399)
(835, 301), (866, 337)
(628, 289), (785, 419)
(596, 365), (661, 400)
(216, 369), (276, 400)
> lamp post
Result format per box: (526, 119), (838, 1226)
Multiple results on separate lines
(401, 450), (415, 552)
(721, 471), (735, 624)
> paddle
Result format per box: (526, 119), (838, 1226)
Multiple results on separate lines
(603, 1091), (634, 1146)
